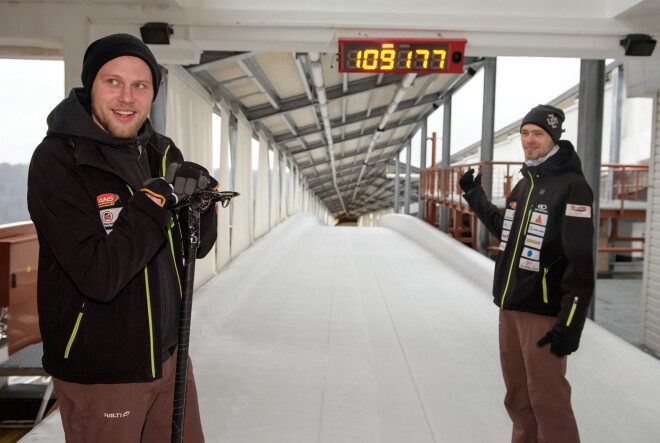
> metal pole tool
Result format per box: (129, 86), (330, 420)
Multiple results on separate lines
(171, 190), (238, 443)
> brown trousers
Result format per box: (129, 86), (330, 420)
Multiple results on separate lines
(499, 309), (579, 443)
(53, 350), (204, 443)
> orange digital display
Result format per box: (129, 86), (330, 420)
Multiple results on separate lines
(338, 38), (466, 74)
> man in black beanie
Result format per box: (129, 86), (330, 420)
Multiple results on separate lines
(458, 104), (594, 443)
(28, 33), (216, 442)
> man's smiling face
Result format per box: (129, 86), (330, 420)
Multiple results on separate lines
(90, 56), (153, 139)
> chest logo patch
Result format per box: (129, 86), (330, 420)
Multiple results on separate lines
(519, 258), (540, 272)
(530, 211), (548, 226)
(97, 193), (120, 207)
(566, 204), (591, 218)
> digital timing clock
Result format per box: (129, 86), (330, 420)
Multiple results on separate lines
(338, 38), (467, 74)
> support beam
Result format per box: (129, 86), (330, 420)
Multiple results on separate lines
(478, 57), (496, 254)
(418, 119), (427, 220)
(440, 97), (452, 233)
(247, 73), (415, 122)
(394, 155), (400, 213)
(577, 59), (605, 320)
(404, 143), (412, 214)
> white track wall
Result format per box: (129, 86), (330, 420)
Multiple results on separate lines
(254, 134), (270, 239)
(216, 108), (232, 270)
(165, 66), (216, 286)
(232, 118), (254, 258)
(270, 147), (281, 228)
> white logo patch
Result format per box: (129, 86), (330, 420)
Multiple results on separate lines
(504, 208), (515, 221)
(503, 220), (513, 230)
(519, 258), (540, 272)
(528, 224), (546, 237)
(501, 230), (510, 241)
(521, 247), (540, 261)
(524, 234), (544, 249)
(499, 241), (507, 251)
(565, 204), (591, 218)
(100, 207), (123, 233)
(530, 211), (548, 226)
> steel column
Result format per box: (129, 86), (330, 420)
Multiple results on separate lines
(419, 119), (427, 220)
(394, 156), (400, 213)
(440, 97), (452, 233)
(577, 59), (605, 320)
(404, 143), (412, 214)
(478, 57), (496, 253)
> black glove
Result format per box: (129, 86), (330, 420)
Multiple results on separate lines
(537, 328), (578, 357)
(165, 161), (219, 200)
(141, 177), (178, 209)
(459, 168), (482, 194)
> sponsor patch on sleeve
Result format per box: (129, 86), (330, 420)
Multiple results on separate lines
(501, 230), (510, 241)
(504, 208), (515, 220)
(100, 207), (123, 232)
(97, 193), (120, 207)
(519, 258), (540, 272)
(565, 204), (591, 218)
(499, 241), (507, 251)
(503, 220), (513, 230)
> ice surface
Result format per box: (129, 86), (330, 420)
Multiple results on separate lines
(21, 214), (660, 442)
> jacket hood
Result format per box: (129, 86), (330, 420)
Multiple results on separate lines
(522, 140), (584, 177)
(46, 88), (153, 149)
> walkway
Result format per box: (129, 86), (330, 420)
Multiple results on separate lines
(21, 214), (660, 442)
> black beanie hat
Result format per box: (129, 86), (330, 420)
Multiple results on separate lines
(81, 33), (161, 101)
(520, 104), (565, 144)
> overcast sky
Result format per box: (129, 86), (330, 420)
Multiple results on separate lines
(0, 56), (581, 166)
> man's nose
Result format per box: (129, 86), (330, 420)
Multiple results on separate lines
(118, 85), (134, 103)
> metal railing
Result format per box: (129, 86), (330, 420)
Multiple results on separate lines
(420, 162), (649, 253)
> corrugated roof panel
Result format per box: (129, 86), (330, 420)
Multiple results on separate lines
(251, 53), (307, 100)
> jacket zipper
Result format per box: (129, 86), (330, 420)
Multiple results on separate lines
(566, 296), (579, 326)
(64, 303), (84, 359)
(542, 268), (549, 303)
(126, 185), (156, 378)
(501, 171), (535, 308)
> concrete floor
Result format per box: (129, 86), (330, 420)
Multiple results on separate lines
(20, 214), (660, 442)
(594, 278), (643, 346)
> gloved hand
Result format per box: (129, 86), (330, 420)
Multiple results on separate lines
(141, 177), (178, 209)
(537, 328), (578, 357)
(165, 161), (219, 200)
(459, 168), (482, 194)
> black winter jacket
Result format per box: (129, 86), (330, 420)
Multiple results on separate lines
(27, 89), (217, 384)
(464, 141), (594, 348)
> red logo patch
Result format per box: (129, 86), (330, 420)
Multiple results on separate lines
(97, 194), (119, 207)
(510, 201), (517, 209)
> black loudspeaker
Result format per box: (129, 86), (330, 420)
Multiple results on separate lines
(140, 22), (173, 45)
(619, 34), (656, 56)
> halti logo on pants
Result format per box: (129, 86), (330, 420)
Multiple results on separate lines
(104, 411), (130, 418)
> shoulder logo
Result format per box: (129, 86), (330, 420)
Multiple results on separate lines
(565, 204), (591, 218)
(510, 201), (517, 209)
(97, 193), (120, 207)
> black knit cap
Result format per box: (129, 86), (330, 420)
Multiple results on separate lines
(520, 104), (565, 144)
(81, 33), (161, 101)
